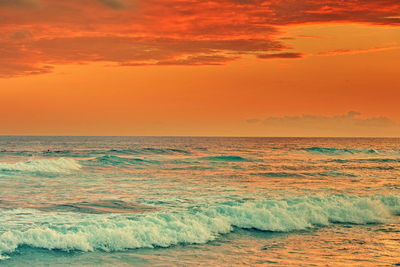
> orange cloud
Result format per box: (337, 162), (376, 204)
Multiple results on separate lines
(258, 52), (305, 59)
(0, 0), (399, 77)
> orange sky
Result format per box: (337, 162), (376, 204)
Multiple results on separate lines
(1, 0), (400, 136)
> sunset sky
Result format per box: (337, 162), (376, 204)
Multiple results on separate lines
(1, 0), (400, 136)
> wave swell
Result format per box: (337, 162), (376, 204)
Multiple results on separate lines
(301, 147), (379, 155)
(0, 194), (398, 259)
(0, 148), (191, 158)
(199, 155), (250, 162)
(255, 171), (357, 178)
(90, 155), (154, 166)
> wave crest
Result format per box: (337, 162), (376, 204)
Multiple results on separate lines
(301, 147), (378, 155)
(255, 171), (357, 178)
(199, 155), (250, 162)
(91, 155), (153, 166)
(0, 194), (398, 259)
(0, 158), (81, 173)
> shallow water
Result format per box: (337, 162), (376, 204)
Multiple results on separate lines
(0, 136), (399, 266)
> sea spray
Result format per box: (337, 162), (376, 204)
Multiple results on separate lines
(0, 158), (81, 173)
(0, 194), (398, 259)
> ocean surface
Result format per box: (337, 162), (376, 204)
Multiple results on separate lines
(0, 136), (399, 266)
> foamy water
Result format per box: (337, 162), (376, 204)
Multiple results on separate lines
(0, 137), (399, 266)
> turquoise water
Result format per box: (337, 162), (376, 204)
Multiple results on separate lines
(0, 137), (399, 266)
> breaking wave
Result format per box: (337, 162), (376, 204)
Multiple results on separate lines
(330, 158), (400, 163)
(0, 194), (398, 259)
(0, 158), (81, 173)
(199, 156), (250, 162)
(301, 147), (381, 155)
(89, 155), (155, 166)
(0, 148), (191, 158)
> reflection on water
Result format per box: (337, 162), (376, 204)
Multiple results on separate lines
(0, 136), (399, 265)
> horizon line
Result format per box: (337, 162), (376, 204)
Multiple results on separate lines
(0, 135), (399, 138)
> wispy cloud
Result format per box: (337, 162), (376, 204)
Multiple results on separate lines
(258, 52), (305, 59)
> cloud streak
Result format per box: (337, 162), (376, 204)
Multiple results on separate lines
(258, 52), (305, 59)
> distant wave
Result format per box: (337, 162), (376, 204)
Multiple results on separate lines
(301, 147), (379, 155)
(89, 155), (155, 166)
(0, 148), (191, 158)
(45, 200), (157, 214)
(255, 172), (304, 178)
(330, 158), (400, 163)
(0, 158), (81, 173)
(168, 166), (215, 171)
(85, 155), (250, 169)
(306, 171), (357, 177)
(106, 148), (191, 156)
(139, 148), (191, 154)
(199, 156), (250, 162)
(0, 194), (398, 259)
(255, 171), (357, 178)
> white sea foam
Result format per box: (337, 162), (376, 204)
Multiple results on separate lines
(0, 158), (81, 173)
(0, 194), (398, 259)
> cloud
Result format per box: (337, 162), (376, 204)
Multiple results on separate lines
(258, 52), (305, 59)
(247, 112), (400, 137)
(153, 55), (240, 66)
(318, 45), (400, 56)
(0, 36), (284, 77)
(0, 0), (399, 77)
(0, 63), (53, 78)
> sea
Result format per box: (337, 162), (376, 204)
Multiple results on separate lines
(0, 136), (399, 266)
